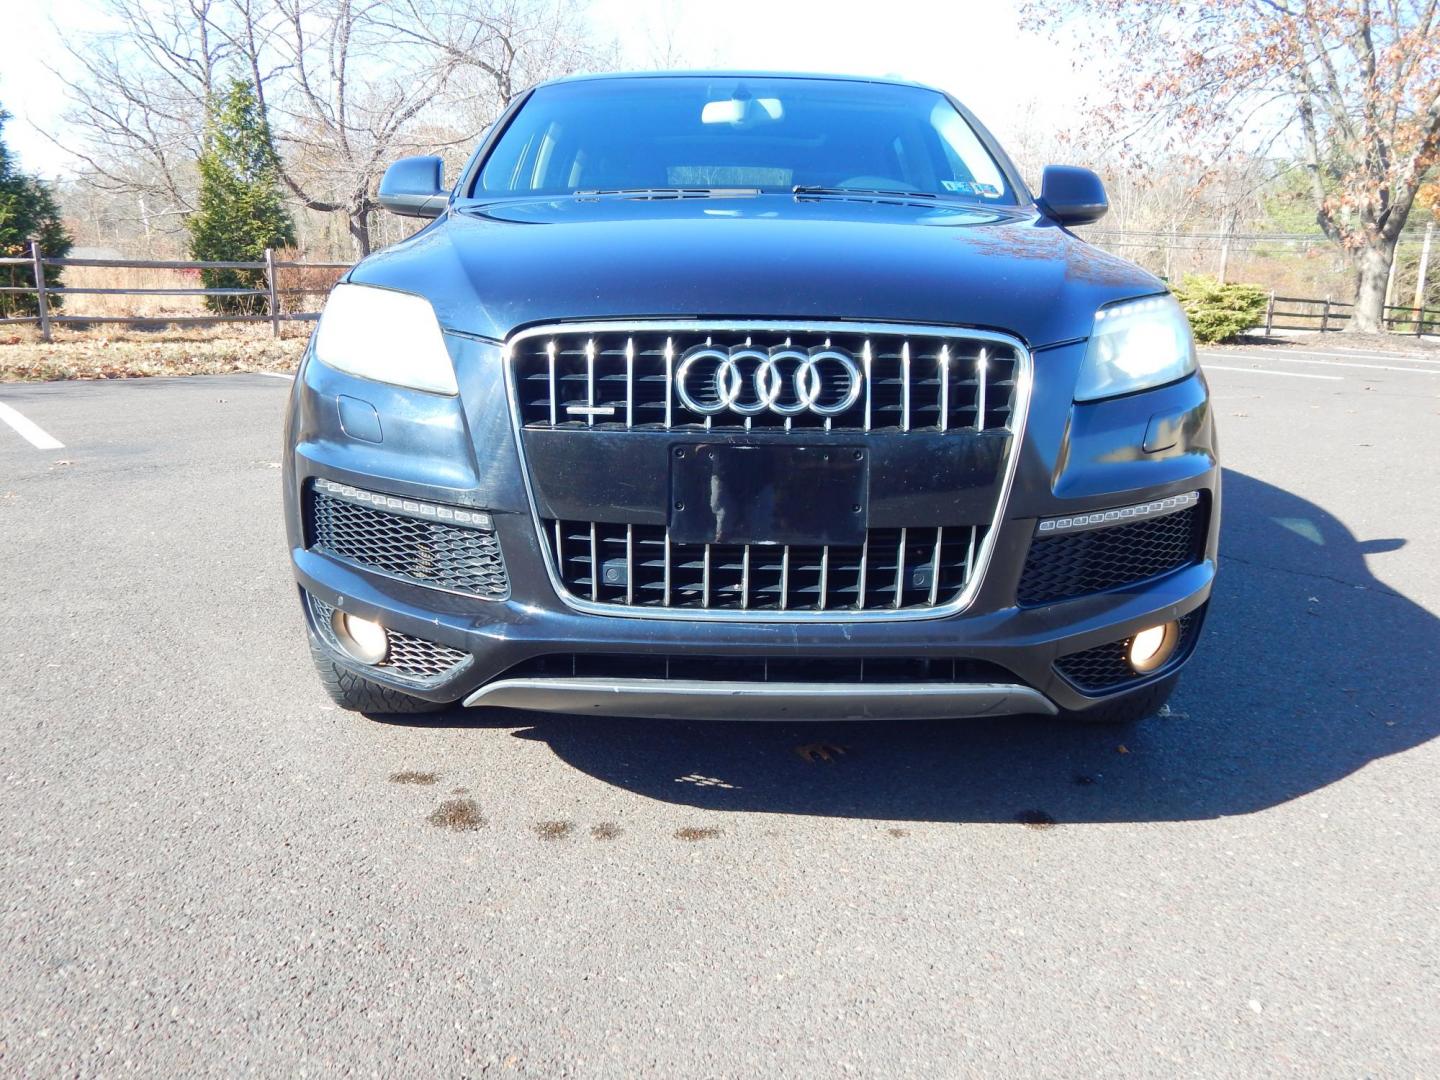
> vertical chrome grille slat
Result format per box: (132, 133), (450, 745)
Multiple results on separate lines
(588, 521), (599, 601)
(938, 345), (950, 433)
(625, 524), (634, 605)
(547, 340), (557, 426)
(585, 338), (596, 428)
(862, 339), (873, 432)
(741, 545), (751, 609)
(780, 545), (790, 612)
(625, 337), (634, 429)
(819, 545), (830, 612)
(856, 533), (869, 610)
(976, 346), (988, 433)
(929, 526), (943, 607)
(664, 337), (674, 429)
(663, 528), (672, 605)
(893, 527), (907, 609)
(702, 544), (711, 608)
(900, 341), (911, 433)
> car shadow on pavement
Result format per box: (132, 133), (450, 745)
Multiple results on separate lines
(392, 468), (1439, 823)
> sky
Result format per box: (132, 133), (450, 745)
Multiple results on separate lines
(0, 0), (1100, 180)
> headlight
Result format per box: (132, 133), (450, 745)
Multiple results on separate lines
(1075, 293), (1196, 402)
(312, 283), (458, 395)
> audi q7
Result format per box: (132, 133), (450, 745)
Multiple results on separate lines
(283, 72), (1218, 724)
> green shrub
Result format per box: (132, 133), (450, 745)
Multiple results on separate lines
(0, 104), (72, 318)
(187, 79), (295, 314)
(1172, 275), (1269, 343)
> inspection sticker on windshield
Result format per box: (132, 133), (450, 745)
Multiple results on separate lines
(941, 180), (1003, 198)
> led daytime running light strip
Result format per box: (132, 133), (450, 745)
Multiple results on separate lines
(314, 477), (494, 529)
(1037, 491), (1199, 535)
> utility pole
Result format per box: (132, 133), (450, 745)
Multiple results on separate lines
(1217, 223), (1231, 284)
(1414, 221), (1435, 325)
(29, 238), (51, 343)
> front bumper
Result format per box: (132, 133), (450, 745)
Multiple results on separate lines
(284, 332), (1219, 718)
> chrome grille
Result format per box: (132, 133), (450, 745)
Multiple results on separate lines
(510, 324), (1021, 433)
(544, 521), (984, 613)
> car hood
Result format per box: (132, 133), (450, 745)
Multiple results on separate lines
(350, 194), (1161, 349)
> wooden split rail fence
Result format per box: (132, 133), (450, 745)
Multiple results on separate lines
(0, 242), (350, 341)
(4, 242), (1438, 341)
(1261, 293), (1439, 337)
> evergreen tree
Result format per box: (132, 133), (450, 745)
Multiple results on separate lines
(187, 79), (296, 314)
(0, 104), (72, 319)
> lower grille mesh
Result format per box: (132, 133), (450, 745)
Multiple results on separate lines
(307, 483), (508, 600)
(544, 521), (984, 613)
(308, 595), (469, 684)
(1054, 611), (1199, 692)
(1017, 502), (1205, 606)
(502, 653), (1016, 684)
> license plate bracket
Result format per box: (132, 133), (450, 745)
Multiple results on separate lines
(669, 444), (868, 546)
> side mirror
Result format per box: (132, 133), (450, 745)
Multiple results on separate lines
(378, 156), (447, 218)
(1037, 165), (1108, 226)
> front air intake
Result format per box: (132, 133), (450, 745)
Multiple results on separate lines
(305, 479), (509, 600)
(1018, 494), (1207, 606)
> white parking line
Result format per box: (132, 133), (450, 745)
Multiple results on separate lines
(256, 371), (295, 381)
(1312, 347), (1440, 363)
(1267, 355), (1440, 371)
(1202, 364), (1342, 381)
(1201, 352), (1440, 376)
(0, 400), (65, 450)
(1221, 355), (1434, 377)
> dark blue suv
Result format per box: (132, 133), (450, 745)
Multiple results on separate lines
(283, 72), (1217, 724)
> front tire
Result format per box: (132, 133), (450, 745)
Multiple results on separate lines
(308, 632), (449, 715)
(1060, 673), (1179, 726)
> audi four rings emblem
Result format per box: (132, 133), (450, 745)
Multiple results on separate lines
(675, 346), (863, 417)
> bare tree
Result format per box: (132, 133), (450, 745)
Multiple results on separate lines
(1025, 0), (1440, 333)
(57, 0), (613, 257)
(53, 0), (233, 230)
(380, 0), (617, 115)
(238, 0), (474, 254)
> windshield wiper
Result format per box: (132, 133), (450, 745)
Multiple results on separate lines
(574, 187), (760, 198)
(792, 185), (939, 199)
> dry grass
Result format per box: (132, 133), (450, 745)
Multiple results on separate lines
(41, 262), (344, 320)
(0, 325), (308, 382)
(60, 265), (208, 319)
(1, 259), (340, 381)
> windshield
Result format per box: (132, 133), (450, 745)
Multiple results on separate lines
(474, 76), (1015, 204)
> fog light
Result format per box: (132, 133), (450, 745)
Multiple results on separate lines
(1128, 621), (1179, 673)
(332, 610), (389, 665)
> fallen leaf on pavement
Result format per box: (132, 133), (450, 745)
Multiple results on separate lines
(794, 742), (847, 763)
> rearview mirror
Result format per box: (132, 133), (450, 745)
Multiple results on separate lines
(378, 156), (447, 218)
(1037, 165), (1108, 226)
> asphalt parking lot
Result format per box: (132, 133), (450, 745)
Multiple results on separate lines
(2, 344), (1438, 1075)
